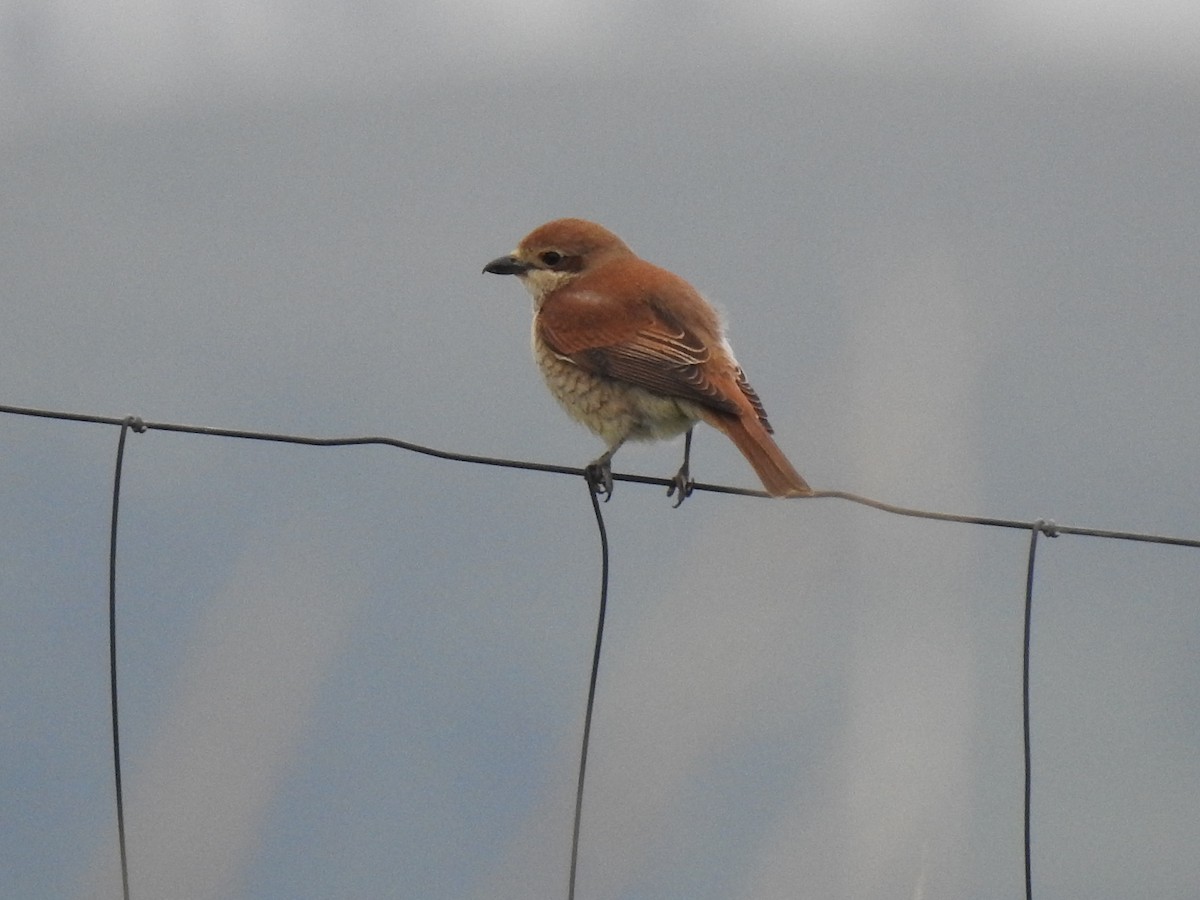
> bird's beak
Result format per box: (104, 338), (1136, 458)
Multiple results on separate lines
(483, 255), (529, 276)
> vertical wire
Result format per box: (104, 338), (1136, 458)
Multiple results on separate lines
(1022, 522), (1045, 900)
(568, 480), (611, 900)
(109, 419), (136, 900)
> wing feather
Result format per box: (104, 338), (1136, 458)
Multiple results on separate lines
(537, 287), (741, 416)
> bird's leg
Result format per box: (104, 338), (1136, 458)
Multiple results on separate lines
(667, 427), (696, 507)
(585, 439), (624, 502)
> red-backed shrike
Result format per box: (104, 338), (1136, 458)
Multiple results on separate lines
(484, 218), (811, 504)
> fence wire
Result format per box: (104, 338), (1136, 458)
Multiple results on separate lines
(3, 401), (1198, 900)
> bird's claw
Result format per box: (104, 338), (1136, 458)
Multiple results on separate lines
(667, 467), (695, 508)
(585, 459), (615, 501)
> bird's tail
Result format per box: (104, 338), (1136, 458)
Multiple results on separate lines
(702, 411), (812, 498)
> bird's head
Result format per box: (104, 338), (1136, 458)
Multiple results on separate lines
(483, 218), (633, 303)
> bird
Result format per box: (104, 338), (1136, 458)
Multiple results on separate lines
(483, 218), (811, 505)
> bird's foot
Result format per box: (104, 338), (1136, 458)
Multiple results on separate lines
(585, 457), (615, 501)
(666, 464), (695, 508)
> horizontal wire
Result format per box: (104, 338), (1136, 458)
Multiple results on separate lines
(2, 401), (1198, 549)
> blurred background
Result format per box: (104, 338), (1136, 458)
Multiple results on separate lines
(2, 2), (1199, 898)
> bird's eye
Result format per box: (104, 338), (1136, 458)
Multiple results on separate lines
(540, 251), (563, 267)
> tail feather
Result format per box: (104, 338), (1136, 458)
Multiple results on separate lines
(702, 411), (812, 498)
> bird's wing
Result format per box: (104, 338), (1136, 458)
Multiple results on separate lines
(734, 366), (774, 433)
(536, 283), (743, 417)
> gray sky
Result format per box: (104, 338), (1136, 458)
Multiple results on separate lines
(2, 2), (1199, 899)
